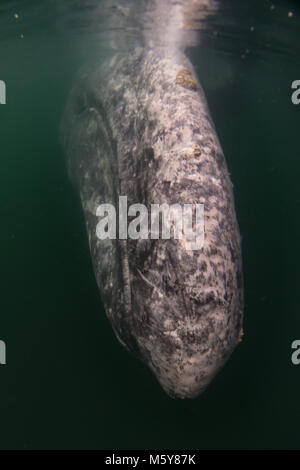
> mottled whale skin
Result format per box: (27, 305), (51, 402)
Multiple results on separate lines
(62, 0), (243, 398)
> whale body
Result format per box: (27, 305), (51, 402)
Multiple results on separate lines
(62, 0), (244, 398)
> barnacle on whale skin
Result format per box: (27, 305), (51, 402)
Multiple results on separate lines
(182, 144), (202, 159)
(176, 68), (198, 91)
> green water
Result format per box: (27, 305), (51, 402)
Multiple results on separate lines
(0, 0), (300, 450)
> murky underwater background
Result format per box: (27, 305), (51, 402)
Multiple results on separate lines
(0, 0), (300, 450)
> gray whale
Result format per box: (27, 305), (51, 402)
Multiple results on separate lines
(62, 0), (243, 398)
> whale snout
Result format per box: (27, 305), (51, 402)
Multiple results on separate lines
(129, 240), (241, 398)
(145, 323), (235, 399)
(155, 357), (222, 399)
(132, 287), (237, 398)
